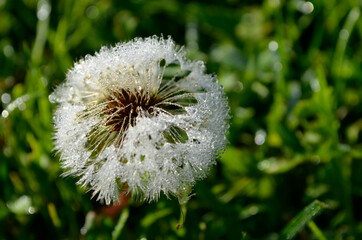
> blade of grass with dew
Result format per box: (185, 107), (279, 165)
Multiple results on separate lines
(279, 200), (327, 240)
(332, 7), (360, 101)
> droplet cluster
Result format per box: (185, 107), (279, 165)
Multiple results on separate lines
(52, 36), (230, 204)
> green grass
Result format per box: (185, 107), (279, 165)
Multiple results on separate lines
(0, 0), (362, 239)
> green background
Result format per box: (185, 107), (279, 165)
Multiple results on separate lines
(0, 0), (361, 239)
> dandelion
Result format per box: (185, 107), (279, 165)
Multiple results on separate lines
(51, 36), (229, 205)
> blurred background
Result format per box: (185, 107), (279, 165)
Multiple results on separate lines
(0, 0), (361, 239)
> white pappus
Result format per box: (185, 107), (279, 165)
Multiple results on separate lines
(51, 36), (230, 205)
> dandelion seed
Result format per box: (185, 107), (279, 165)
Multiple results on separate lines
(51, 36), (230, 204)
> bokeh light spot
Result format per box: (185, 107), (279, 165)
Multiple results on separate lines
(339, 29), (349, 40)
(3, 45), (14, 57)
(268, 41), (278, 51)
(300, 2), (314, 14)
(255, 129), (266, 145)
(86, 6), (99, 19)
(1, 93), (11, 104)
(310, 78), (320, 92)
(2, 110), (9, 118)
(37, 0), (51, 20)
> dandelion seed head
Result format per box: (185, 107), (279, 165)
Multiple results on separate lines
(52, 36), (230, 204)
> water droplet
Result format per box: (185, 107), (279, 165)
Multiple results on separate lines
(18, 102), (26, 111)
(299, 2), (314, 14)
(28, 206), (35, 214)
(350, 8), (360, 21)
(310, 78), (320, 92)
(3, 45), (14, 57)
(84, 54), (92, 61)
(339, 29), (349, 40)
(268, 41), (278, 51)
(1, 93), (11, 104)
(258, 160), (271, 170)
(49, 93), (58, 103)
(86, 6), (99, 19)
(2, 110), (9, 118)
(80, 227), (87, 235)
(37, 0), (51, 21)
(255, 129), (266, 145)
(23, 95), (30, 101)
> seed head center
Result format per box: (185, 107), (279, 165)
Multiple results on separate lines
(104, 88), (158, 133)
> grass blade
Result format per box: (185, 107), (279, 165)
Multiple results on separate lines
(280, 200), (326, 240)
(112, 208), (130, 240)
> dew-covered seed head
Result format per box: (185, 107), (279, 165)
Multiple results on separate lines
(51, 36), (230, 204)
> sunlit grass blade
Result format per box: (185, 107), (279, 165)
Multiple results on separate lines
(280, 200), (327, 240)
(141, 208), (173, 228)
(307, 221), (327, 240)
(112, 208), (130, 240)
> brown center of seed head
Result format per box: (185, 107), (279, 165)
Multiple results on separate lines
(82, 84), (193, 156)
(103, 88), (160, 133)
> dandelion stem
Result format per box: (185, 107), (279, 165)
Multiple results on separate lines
(176, 203), (187, 230)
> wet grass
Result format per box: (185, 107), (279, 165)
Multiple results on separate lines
(0, 0), (361, 239)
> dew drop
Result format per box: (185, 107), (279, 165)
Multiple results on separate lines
(37, 0), (51, 20)
(255, 129), (266, 145)
(2, 110), (9, 118)
(49, 93), (58, 103)
(86, 6), (99, 19)
(1, 93), (11, 104)
(268, 41), (278, 51)
(28, 206), (35, 214)
(258, 160), (271, 170)
(3, 45), (14, 58)
(310, 78), (320, 92)
(23, 95), (30, 101)
(299, 2), (314, 14)
(18, 102), (26, 111)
